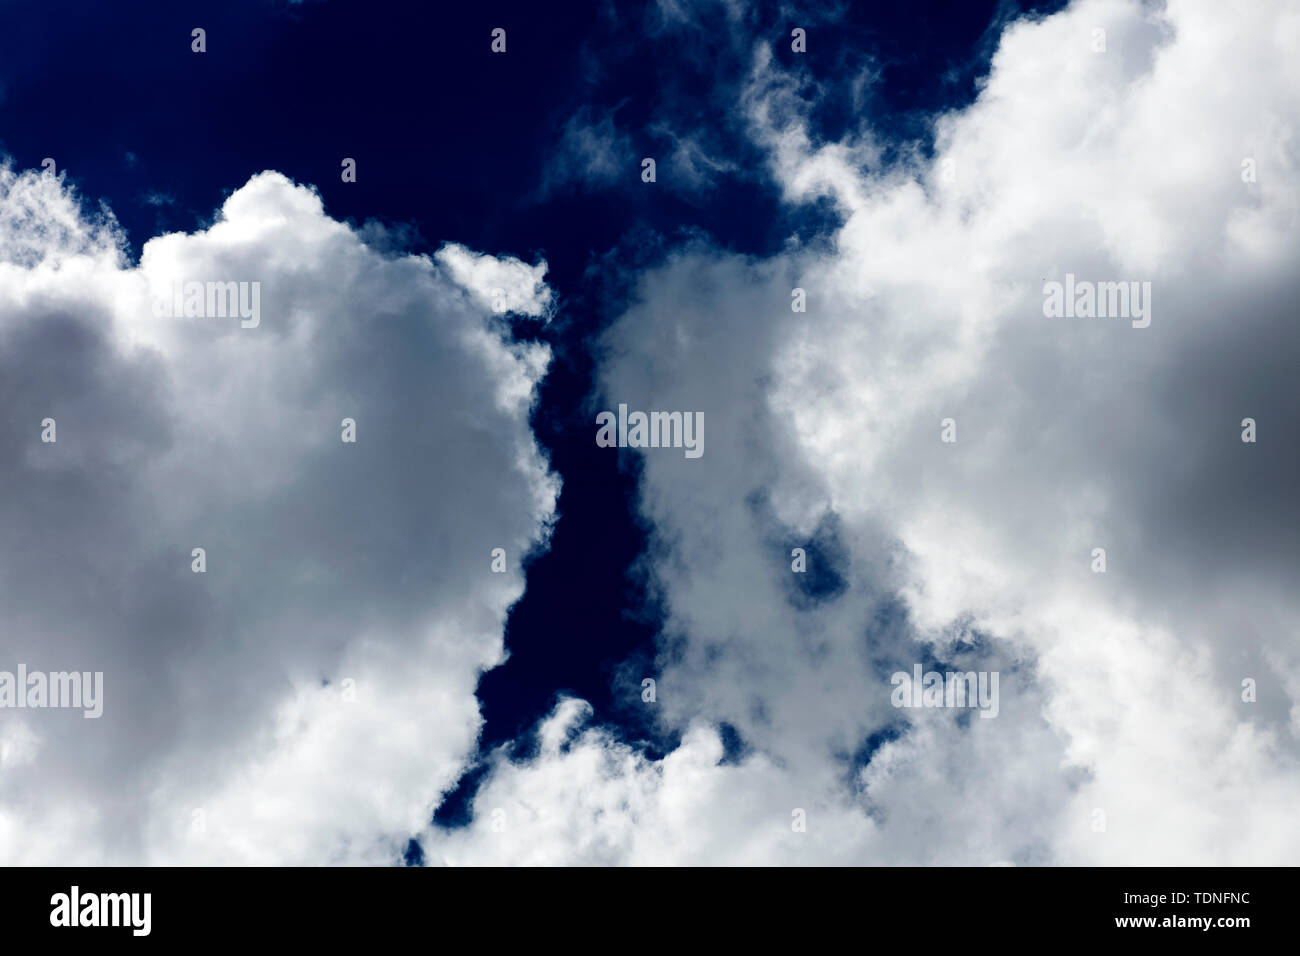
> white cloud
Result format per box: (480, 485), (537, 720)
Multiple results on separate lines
(424, 0), (1300, 865)
(435, 242), (554, 319)
(5, 0), (1296, 867)
(0, 168), (558, 864)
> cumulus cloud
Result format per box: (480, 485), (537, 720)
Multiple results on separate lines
(436, 243), (555, 319)
(0, 167), (557, 864)
(424, 0), (1300, 865)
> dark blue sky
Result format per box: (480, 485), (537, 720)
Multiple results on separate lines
(0, 0), (1064, 854)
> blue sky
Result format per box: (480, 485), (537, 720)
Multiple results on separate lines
(1, 0), (1297, 865)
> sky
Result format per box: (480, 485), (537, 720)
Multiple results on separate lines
(0, 0), (1297, 865)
